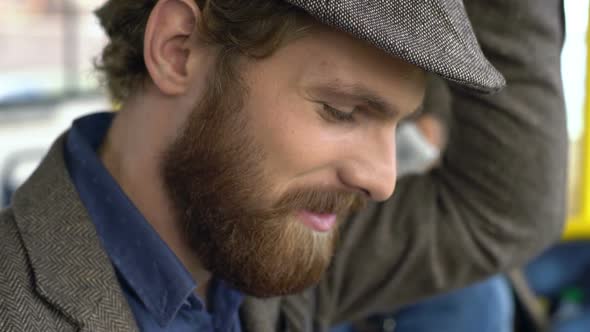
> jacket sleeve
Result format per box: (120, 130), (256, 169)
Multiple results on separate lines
(315, 0), (568, 325)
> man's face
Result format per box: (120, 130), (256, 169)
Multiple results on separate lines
(161, 26), (425, 298)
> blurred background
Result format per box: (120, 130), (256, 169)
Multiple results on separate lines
(0, 0), (108, 205)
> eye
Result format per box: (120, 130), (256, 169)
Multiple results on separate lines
(321, 104), (356, 123)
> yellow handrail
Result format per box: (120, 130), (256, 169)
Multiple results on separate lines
(563, 9), (590, 240)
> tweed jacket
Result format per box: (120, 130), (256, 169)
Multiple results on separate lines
(0, 0), (566, 331)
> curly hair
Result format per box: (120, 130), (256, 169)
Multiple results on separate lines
(94, 0), (311, 102)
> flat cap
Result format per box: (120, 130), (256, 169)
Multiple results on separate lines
(284, 0), (506, 93)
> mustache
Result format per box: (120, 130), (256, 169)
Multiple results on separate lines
(265, 187), (368, 219)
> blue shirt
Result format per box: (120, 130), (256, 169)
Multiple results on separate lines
(64, 112), (243, 332)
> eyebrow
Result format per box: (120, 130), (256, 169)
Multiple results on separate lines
(312, 80), (414, 120)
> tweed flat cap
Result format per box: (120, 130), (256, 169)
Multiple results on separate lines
(284, 0), (506, 93)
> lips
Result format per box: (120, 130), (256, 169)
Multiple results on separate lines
(297, 210), (337, 232)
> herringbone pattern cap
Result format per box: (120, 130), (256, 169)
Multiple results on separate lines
(285, 0), (506, 93)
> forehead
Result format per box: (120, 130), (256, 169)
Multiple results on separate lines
(271, 25), (426, 111)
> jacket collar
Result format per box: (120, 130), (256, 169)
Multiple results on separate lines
(11, 133), (138, 331)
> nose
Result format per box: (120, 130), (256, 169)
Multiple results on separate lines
(338, 133), (397, 201)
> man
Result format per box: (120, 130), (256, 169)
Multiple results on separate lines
(0, 1), (566, 332)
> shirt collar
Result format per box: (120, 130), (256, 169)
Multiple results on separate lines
(64, 112), (199, 327)
(209, 278), (244, 331)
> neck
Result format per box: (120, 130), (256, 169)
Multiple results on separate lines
(98, 97), (211, 300)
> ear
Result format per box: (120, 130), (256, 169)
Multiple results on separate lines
(144, 0), (200, 96)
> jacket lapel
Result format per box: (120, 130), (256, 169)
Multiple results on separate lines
(11, 133), (138, 331)
(240, 290), (317, 332)
(240, 296), (281, 332)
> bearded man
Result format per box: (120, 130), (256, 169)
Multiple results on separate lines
(0, 0), (566, 331)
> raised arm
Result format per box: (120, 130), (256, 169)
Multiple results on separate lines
(316, 0), (568, 324)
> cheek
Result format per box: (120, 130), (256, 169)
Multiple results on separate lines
(241, 61), (339, 179)
(244, 97), (341, 180)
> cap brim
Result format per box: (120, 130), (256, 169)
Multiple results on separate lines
(285, 0), (506, 93)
